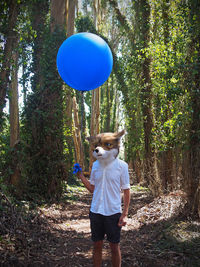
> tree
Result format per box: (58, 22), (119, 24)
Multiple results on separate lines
(9, 50), (20, 189)
(136, 0), (162, 195)
(22, 0), (66, 200)
(72, 96), (85, 169)
(186, 0), (200, 216)
(9, 51), (19, 149)
(0, 0), (20, 129)
(109, 0), (163, 194)
(64, 0), (77, 178)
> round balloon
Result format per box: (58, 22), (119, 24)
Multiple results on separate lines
(56, 32), (113, 91)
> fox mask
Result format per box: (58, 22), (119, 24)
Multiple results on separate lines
(87, 130), (125, 163)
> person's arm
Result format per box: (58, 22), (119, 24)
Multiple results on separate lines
(118, 188), (130, 227)
(77, 171), (94, 193)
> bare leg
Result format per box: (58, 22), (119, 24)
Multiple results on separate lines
(109, 242), (121, 267)
(93, 240), (103, 267)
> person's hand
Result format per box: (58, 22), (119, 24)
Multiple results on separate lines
(118, 213), (127, 227)
(73, 163), (82, 175)
(73, 164), (84, 181)
(77, 170), (83, 179)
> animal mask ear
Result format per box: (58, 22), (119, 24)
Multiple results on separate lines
(86, 136), (100, 144)
(114, 130), (125, 139)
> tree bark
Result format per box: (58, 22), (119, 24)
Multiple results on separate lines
(66, 0), (77, 37)
(183, 0), (200, 217)
(9, 52), (19, 148)
(64, 0), (77, 176)
(50, 0), (67, 31)
(105, 80), (111, 132)
(136, 0), (162, 196)
(88, 2), (101, 172)
(160, 0), (174, 192)
(89, 88), (100, 171)
(24, 0), (65, 199)
(0, 0), (19, 126)
(9, 51), (20, 189)
(180, 0), (200, 217)
(72, 97), (85, 169)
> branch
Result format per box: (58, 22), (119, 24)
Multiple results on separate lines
(108, 0), (135, 47)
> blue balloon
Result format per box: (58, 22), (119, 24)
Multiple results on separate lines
(56, 32), (113, 91)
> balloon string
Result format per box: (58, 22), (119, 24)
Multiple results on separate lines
(80, 91), (85, 168)
(80, 91), (85, 134)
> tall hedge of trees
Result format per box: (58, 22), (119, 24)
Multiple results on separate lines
(0, 0), (199, 216)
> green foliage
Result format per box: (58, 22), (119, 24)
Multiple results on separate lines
(0, 118), (12, 181)
(76, 16), (97, 34)
(131, 185), (150, 192)
(113, 0), (199, 160)
(149, 1), (192, 152)
(62, 183), (85, 202)
(20, 19), (66, 200)
(1, 0), (200, 205)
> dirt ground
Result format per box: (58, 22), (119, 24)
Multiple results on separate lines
(1, 186), (200, 267)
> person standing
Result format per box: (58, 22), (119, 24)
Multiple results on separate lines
(76, 156), (130, 267)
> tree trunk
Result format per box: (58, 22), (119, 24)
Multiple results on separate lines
(112, 85), (117, 132)
(105, 80), (111, 132)
(160, 0), (174, 192)
(66, 0), (77, 36)
(0, 0), (19, 127)
(88, 1), (102, 172)
(134, 154), (143, 184)
(139, 0), (162, 196)
(50, 0), (67, 31)
(22, 46), (27, 107)
(24, 0), (66, 200)
(90, 88), (100, 129)
(89, 88), (100, 171)
(72, 97), (85, 170)
(45, 0), (67, 197)
(9, 51), (20, 189)
(189, 57), (200, 214)
(64, 0), (77, 177)
(30, 0), (49, 89)
(9, 52), (19, 149)
(185, 0), (200, 217)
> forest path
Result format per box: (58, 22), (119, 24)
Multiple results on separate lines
(1, 186), (200, 266)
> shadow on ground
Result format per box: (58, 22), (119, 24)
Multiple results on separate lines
(1, 187), (200, 267)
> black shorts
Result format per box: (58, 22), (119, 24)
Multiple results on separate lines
(89, 211), (122, 243)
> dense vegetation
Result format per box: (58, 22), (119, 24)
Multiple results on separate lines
(0, 0), (200, 218)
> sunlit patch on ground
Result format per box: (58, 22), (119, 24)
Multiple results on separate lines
(1, 185), (200, 266)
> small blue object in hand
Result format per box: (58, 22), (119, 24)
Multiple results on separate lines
(73, 163), (82, 174)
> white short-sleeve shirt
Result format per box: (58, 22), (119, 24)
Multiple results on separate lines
(90, 158), (130, 216)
